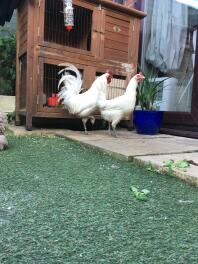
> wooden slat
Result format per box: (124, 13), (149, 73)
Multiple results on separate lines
(105, 31), (129, 43)
(99, 8), (106, 58)
(74, 0), (96, 10)
(19, 31), (27, 45)
(91, 0), (147, 19)
(25, 0), (35, 130)
(105, 39), (128, 52)
(104, 47), (128, 62)
(128, 17), (140, 65)
(106, 15), (130, 28)
(105, 22), (129, 36)
(18, 0), (28, 56)
(18, 16), (27, 31)
(91, 7), (101, 58)
(15, 7), (21, 125)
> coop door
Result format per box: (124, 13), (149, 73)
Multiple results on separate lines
(104, 11), (130, 62)
(44, 0), (92, 51)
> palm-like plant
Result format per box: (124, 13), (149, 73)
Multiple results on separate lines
(137, 71), (169, 110)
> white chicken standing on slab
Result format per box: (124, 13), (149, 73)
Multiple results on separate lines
(98, 72), (145, 137)
(58, 64), (112, 134)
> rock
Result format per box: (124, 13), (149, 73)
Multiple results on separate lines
(0, 135), (8, 150)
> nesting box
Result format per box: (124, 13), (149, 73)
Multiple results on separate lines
(16, 0), (146, 130)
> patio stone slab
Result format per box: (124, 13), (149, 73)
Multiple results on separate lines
(55, 130), (198, 159)
(0, 96), (15, 113)
(134, 153), (198, 186)
(8, 126), (198, 159)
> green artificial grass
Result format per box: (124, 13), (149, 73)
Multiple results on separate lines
(0, 134), (198, 264)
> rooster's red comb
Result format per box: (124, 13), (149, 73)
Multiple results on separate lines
(106, 69), (113, 76)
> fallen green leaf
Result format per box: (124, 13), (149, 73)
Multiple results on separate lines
(130, 186), (150, 201)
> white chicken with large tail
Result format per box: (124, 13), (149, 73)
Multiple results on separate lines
(98, 72), (145, 137)
(58, 64), (112, 133)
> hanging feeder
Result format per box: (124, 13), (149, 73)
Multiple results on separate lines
(63, 0), (74, 31)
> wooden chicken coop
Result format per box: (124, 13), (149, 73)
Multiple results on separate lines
(15, 0), (146, 130)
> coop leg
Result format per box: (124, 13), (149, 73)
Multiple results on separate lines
(15, 112), (22, 126)
(25, 114), (33, 131)
(126, 119), (134, 131)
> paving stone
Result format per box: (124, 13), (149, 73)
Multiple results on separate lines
(0, 96), (15, 113)
(134, 153), (198, 186)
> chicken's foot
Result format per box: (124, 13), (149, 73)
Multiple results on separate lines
(112, 127), (117, 137)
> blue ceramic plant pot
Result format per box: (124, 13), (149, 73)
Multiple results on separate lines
(134, 110), (164, 135)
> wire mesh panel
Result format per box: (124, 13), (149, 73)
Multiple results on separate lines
(44, 0), (92, 51)
(96, 72), (126, 99)
(43, 64), (63, 108)
(43, 63), (84, 108)
(107, 75), (126, 99)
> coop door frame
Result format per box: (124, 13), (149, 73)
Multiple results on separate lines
(37, 0), (103, 58)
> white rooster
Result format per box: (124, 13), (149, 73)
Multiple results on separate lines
(98, 72), (145, 137)
(58, 64), (112, 133)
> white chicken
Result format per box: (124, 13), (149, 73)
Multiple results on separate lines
(98, 72), (145, 137)
(58, 64), (112, 133)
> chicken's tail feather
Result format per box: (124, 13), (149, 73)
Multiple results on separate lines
(57, 64), (83, 104)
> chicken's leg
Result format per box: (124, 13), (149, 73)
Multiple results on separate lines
(111, 120), (119, 137)
(108, 122), (112, 135)
(112, 126), (117, 137)
(89, 116), (95, 126)
(82, 118), (88, 134)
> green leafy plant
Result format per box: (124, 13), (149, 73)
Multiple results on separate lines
(146, 161), (154, 171)
(163, 159), (190, 172)
(0, 28), (16, 96)
(137, 69), (169, 110)
(146, 161), (161, 173)
(130, 186), (150, 201)
(7, 111), (15, 124)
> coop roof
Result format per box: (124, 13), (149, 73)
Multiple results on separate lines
(0, 0), (19, 26)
